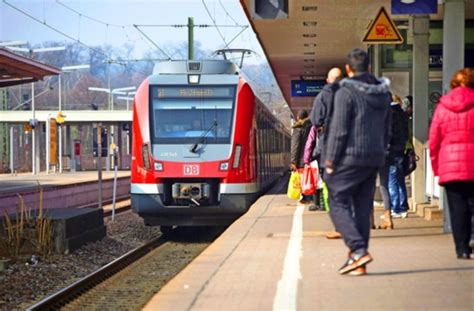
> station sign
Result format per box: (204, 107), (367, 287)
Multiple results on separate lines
(391, 0), (437, 15)
(428, 48), (474, 68)
(363, 7), (403, 44)
(49, 118), (57, 165)
(291, 80), (325, 97)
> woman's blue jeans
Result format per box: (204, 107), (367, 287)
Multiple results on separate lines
(388, 156), (408, 213)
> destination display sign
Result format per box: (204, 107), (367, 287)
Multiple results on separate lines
(391, 0), (437, 15)
(155, 86), (234, 98)
(291, 80), (325, 97)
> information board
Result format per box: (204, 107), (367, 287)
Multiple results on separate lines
(291, 80), (325, 97)
(391, 0), (437, 15)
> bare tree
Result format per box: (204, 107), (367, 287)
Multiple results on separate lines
(68, 74), (108, 110)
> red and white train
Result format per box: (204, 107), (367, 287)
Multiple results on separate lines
(131, 60), (290, 231)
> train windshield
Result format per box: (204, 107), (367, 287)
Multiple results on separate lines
(150, 85), (236, 144)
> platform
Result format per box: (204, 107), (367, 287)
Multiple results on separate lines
(0, 171), (131, 215)
(144, 178), (473, 311)
(0, 171), (130, 194)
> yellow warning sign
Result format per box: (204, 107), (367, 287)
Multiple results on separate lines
(363, 7), (403, 44)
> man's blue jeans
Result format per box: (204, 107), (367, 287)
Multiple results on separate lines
(388, 155), (408, 213)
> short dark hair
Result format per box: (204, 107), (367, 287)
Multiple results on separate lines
(347, 48), (369, 73)
(297, 110), (308, 119)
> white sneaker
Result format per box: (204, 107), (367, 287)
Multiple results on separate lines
(392, 212), (408, 219)
(391, 212), (402, 218)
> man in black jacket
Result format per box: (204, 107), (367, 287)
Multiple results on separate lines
(324, 48), (391, 275)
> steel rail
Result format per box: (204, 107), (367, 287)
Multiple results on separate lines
(102, 204), (131, 217)
(26, 236), (167, 311)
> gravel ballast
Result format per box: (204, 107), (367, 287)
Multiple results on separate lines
(0, 211), (162, 311)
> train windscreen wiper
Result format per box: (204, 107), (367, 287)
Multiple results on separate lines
(189, 120), (218, 153)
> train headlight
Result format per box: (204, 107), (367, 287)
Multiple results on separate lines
(154, 162), (163, 171)
(188, 74), (200, 84)
(232, 145), (242, 169)
(142, 144), (150, 169)
(219, 162), (229, 171)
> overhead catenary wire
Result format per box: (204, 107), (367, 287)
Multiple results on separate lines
(133, 21), (247, 60)
(218, 0), (239, 26)
(57, 0), (166, 63)
(56, 0), (247, 59)
(56, 0), (128, 28)
(57, 0), (172, 59)
(202, 0), (228, 46)
(133, 25), (172, 60)
(201, 0), (249, 57)
(135, 24), (245, 28)
(2, 0), (149, 75)
(56, 0), (165, 57)
(4, 0), (254, 75)
(56, 0), (248, 62)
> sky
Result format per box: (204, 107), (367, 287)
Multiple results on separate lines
(0, 0), (266, 63)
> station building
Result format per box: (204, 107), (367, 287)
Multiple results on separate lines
(240, 0), (473, 217)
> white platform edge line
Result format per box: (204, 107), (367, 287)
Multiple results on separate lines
(273, 203), (304, 311)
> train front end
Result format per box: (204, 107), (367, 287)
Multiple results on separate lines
(131, 60), (257, 227)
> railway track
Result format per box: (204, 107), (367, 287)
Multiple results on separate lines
(27, 227), (223, 310)
(101, 197), (132, 217)
(26, 236), (166, 310)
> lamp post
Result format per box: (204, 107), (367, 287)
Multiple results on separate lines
(116, 94), (135, 110)
(88, 87), (136, 107)
(31, 82), (36, 175)
(0, 40), (28, 47)
(58, 64), (90, 173)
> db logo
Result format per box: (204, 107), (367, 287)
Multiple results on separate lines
(183, 164), (199, 175)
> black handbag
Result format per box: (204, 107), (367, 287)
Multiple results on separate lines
(403, 149), (419, 176)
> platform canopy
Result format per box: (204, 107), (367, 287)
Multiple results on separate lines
(239, 0), (474, 114)
(0, 48), (60, 88)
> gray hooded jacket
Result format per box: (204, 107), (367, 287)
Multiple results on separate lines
(325, 73), (391, 167)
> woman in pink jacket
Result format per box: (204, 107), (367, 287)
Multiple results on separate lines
(429, 68), (474, 260)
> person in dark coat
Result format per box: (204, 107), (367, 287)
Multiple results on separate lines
(377, 97), (393, 229)
(324, 48), (391, 275)
(290, 109), (312, 203)
(429, 68), (474, 260)
(305, 68), (343, 241)
(387, 94), (409, 218)
(310, 67), (342, 167)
